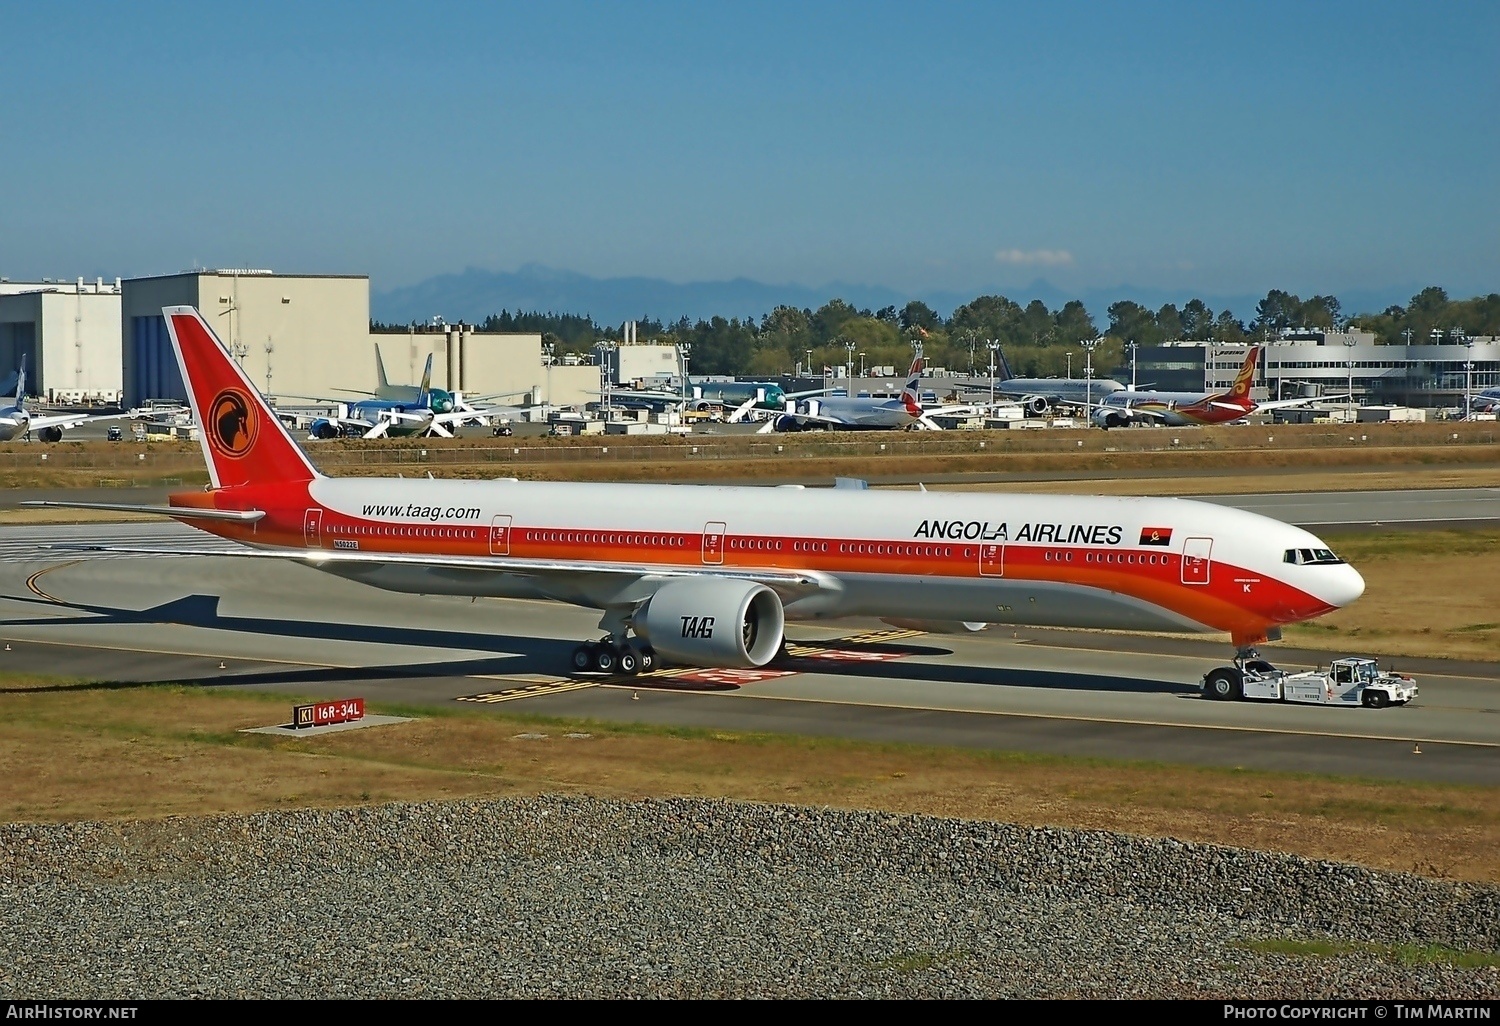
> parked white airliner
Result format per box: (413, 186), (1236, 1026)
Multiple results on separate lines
(0, 358), (141, 442)
(31, 307), (1364, 681)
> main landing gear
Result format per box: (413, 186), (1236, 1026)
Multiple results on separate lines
(1202, 646), (1279, 701)
(570, 638), (657, 676)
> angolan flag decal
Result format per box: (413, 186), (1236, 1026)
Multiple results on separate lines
(1139, 527), (1173, 546)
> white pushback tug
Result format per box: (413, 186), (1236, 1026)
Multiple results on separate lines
(1204, 655), (1418, 708)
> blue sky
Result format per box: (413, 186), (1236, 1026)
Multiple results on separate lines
(2, 1), (1495, 302)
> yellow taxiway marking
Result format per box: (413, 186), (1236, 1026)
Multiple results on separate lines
(24, 561), (81, 603)
(457, 680), (599, 703)
(834, 629), (927, 645)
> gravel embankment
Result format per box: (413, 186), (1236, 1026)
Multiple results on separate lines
(1, 796), (1496, 999)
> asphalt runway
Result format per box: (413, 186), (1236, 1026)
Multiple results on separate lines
(1, 520), (1497, 784)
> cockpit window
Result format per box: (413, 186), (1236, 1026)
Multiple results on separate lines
(1284, 548), (1346, 565)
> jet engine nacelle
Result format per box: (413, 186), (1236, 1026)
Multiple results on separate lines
(1092, 408), (1130, 430)
(37, 426), (63, 443)
(1023, 395), (1050, 416)
(633, 578), (785, 668)
(881, 618), (988, 633)
(309, 419), (341, 440)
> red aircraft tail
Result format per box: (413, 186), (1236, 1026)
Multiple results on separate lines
(162, 306), (319, 490)
(900, 353), (925, 417)
(1226, 346), (1261, 403)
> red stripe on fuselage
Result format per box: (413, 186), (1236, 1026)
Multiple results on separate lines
(169, 487), (1332, 642)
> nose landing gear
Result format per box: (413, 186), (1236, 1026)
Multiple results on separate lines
(1203, 646), (1281, 701)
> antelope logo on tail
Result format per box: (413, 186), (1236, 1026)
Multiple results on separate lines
(208, 389), (257, 458)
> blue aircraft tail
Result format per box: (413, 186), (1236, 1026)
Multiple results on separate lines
(416, 353), (433, 406)
(996, 345), (1015, 382)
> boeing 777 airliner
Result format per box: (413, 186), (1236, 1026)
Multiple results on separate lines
(32, 307), (1365, 689)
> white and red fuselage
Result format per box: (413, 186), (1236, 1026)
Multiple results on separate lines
(52, 307), (1362, 662)
(176, 476), (1364, 646)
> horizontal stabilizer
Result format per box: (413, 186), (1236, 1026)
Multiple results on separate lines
(21, 500), (266, 522)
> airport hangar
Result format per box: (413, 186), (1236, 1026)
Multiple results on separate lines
(0, 270), (601, 411)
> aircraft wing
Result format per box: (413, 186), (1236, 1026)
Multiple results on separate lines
(922, 402), (1000, 417)
(724, 396), (760, 423)
(1253, 394), (1350, 412)
(462, 389), (535, 402)
(593, 388), (687, 402)
(437, 404), (523, 425)
(1096, 401), (1170, 422)
(774, 410), (849, 427)
(26, 411), (142, 433)
(39, 540), (833, 603)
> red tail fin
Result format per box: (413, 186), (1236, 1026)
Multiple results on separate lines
(1226, 346), (1260, 401)
(163, 306), (318, 489)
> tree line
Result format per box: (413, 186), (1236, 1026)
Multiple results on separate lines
(373, 286), (1499, 379)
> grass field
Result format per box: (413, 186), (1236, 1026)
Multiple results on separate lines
(1, 420), (1496, 489)
(2, 680), (1498, 884)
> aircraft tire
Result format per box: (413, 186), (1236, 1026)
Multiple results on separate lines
(1204, 668), (1242, 701)
(636, 646), (657, 673)
(616, 648), (640, 676)
(592, 646), (617, 674)
(571, 645), (595, 672)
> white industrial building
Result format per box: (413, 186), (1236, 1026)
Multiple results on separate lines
(118, 269), (598, 410)
(606, 343), (681, 386)
(371, 322), (599, 407)
(0, 278), (123, 402)
(1134, 329), (1500, 408)
(121, 270), (373, 407)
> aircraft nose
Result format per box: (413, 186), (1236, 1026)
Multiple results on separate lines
(1327, 564), (1365, 608)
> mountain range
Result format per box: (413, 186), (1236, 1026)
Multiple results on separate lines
(372, 263), (1426, 329)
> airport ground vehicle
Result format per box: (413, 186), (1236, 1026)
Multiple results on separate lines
(1203, 655), (1417, 707)
(106, 426), (123, 441)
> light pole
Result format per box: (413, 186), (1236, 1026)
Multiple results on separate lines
(680, 341), (691, 402)
(986, 340), (1000, 405)
(1344, 337), (1356, 419)
(1066, 351), (1072, 379)
(1464, 334), (1474, 419)
(543, 341), (553, 411)
(805, 350), (813, 381)
(844, 339), (856, 384)
(596, 339), (617, 417)
(859, 351), (866, 378)
(1083, 337), (1099, 421)
(1128, 341), (1137, 391)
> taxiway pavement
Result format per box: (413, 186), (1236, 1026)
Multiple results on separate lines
(0, 520), (1496, 784)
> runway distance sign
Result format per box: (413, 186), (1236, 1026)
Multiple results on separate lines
(293, 698), (365, 728)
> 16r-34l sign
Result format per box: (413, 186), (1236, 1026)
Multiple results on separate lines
(294, 698), (365, 728)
